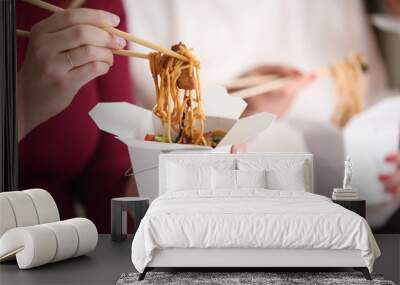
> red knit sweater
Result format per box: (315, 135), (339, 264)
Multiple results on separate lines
(17, 0), (135, 233)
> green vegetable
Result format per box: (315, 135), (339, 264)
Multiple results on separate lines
(154, 134), (168, 143)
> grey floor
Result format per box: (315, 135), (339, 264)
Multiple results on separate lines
(0, 234), (399, 285)
(374, 234), (400, 284)
(0, 235), (134, 285)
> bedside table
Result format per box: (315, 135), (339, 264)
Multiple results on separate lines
(111, 197), (150, 242)
(332, 199), (366, 218)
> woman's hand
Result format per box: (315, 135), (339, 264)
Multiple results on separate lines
(230, 65), (314, 153)
(18, 8), (127, 140)
(379, 152), (400, 197)
(240, 65), (315, 118)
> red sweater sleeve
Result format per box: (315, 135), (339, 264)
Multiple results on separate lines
(17, 0), (138, 233)
(72, 0), (138, 232)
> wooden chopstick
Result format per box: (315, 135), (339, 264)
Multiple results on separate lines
(67, 0), (85, 9)
(229, 54), (365, 99)
(23, 0), (63, 12)
(229, 67), (330, 99)
(113, 49), (149, 59)
(22, 0), (187, 62)
(222, 74), (280, 91)
(16, 29), (31, 37)
(16, 29), (149, 59)
(101, 27), (186, 61)
(229, 77), (295, 99)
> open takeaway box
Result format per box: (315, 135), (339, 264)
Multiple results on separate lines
(89, 85), (276, 201)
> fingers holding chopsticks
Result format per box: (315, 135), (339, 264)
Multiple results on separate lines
(64, 46), (114, 71)
(241, 65), (303, 78)
(239, 64), (315, 117)
(17, 7), (127, 139)
(26, 7), (127, 74)
(48, 24), (126, 53)
(31, 8), (120, 34)
(281, 73), (316, 98)
(30, 8), (126, 54)
(68, 61), (111, 93)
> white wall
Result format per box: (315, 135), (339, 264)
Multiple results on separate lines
(123, 0), (388, 122)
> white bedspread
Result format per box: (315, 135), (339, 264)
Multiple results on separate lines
(131, 190), (380, 272)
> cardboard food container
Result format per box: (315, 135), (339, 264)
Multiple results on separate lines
(89, 85), (276, 201)
(343, 96), (400, 228)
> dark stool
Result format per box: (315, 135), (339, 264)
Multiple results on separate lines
(111, 197), (149, 242)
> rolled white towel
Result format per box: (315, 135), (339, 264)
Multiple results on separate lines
(23, 189), (60, 224)
(0, 196), (17, 237)
(0, 218), (98, 269)
(0, 226), (57, 268)
(0, 191), (39, 227)
(65, 218), (98, 257)
(0, 189), (60, 239)
(42, 221), (79, 262)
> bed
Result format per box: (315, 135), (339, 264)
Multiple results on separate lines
(131, 153), (380, 280)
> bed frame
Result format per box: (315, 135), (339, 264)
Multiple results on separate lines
(138, 153), (372, 281)
(139, 248), (371, 280)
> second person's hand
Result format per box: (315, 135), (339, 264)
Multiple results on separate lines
(240, 65), (315, 118)
(18, 8), (126, 140)
(379, 152), (400, 198)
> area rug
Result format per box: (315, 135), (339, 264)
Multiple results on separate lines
(116, 272), (396, 285)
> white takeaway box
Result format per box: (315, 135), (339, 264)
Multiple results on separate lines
(89, 85), (276, 201)
(344, 96), (400, 228)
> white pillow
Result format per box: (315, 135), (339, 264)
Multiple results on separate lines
(267, 164), (306, 191)
(212, 169), (237, 190)
(236, 169), (268, 189)
(167, 163), (212, 191)
(237, 159), (307, 191)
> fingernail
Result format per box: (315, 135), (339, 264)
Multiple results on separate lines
(385, 154), (397, 162)
(106, 12), (120, 26)
(379, 175), (390, 181)
(388, 186), (397, 194)
(116, 36), (126, 48)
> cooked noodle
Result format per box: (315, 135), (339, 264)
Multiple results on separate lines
(330, 54), (367, 128)
(149, 42), (207, 145)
